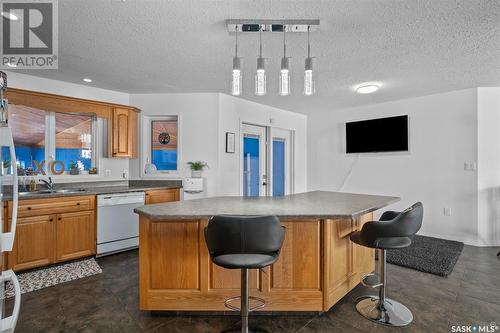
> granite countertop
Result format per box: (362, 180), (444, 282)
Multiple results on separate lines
(2, 180), (182, 200)
(134, 191), (399, 220)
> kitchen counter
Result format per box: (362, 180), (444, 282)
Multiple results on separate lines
(134, 190), (398, 220)
(2, 180), (182, 200)
(135, 190), (399, 313)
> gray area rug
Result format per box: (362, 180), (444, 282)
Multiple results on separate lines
(5, 258), (102, 297)
(386, 235), (464, 277)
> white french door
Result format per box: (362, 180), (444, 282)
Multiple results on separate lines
(270, 128), (293, 196)
(241, 124), (294, 197)
(241, 124), (267, 197)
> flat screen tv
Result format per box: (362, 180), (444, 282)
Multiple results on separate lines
(346, 115), (408, 153)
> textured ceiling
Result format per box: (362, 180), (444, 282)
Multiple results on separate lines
(14, 0), (500, 114)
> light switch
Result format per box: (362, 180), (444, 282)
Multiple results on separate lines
(464, 162), (477, 171)
(443, 207), (452, 216)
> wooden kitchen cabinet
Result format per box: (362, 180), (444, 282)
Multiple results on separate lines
(109, 107), (139, 158)
(145, 188), (180, 204)
(5, 88), (141, 159)
(56, 210), (96, 262)
(7, 215), (56, 271)
(6, 195), (97, 272)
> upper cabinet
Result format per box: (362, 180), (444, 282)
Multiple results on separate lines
(110, 107), (138, 158)
(5, 88), (140, 160)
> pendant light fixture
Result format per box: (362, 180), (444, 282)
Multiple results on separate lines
(231, 26), (242, 96)
(304, 25), (315, 96)
(279, 25), (290, 96)
(255, 25), (267, 96)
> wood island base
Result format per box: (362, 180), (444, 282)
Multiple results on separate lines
(139, 213), (374, 312)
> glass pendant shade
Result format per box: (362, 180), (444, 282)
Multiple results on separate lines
(279, 57), (290, 96)
(304, 57), (314, 96)
(255, 57), (266, 96)
(231, 56), (242, 96)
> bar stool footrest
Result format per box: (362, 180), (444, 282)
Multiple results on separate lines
(224, 295), (266, 312)
(360, 273), (382, 288)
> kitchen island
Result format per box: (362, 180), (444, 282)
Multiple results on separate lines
(134, 191), (399, 312)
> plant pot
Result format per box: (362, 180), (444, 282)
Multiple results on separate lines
(70, 168), (79, 175)
(191, 170), (202, 178)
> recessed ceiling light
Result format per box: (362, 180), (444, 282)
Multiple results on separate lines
(6, 62), (17, 68)
(82, 78), (92, 83)
(1, 11), (19, 21)
(355, 82), (381, 94)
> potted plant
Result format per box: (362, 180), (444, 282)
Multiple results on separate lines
(187, 161), (208, 178)
(69, 161), (80, 175)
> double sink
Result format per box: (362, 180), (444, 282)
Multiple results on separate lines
(19, 188), (88, 197)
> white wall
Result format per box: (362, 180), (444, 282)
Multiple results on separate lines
(129, 93), (308, 198)
(129, 93), (220, 196)
(217, 94), (307, 196)
(5, 71), (130, 181)
(308, 89), (480, 245)
(477, 87), (500, 246)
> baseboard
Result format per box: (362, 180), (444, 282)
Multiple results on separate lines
(416, 231), (500, 247)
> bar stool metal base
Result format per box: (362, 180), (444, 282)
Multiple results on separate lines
(222, 327), (270, 333)
(355, 296), (413, 327)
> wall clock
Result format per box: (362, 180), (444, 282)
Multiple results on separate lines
(158, 132), (170, 145)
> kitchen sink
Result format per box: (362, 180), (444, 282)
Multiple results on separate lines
(19, 188), (88, 196)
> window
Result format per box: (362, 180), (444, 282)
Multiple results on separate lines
(1, 104), (97, 175)
(55, 112), (94, 172)
(150, 116), (178, 172)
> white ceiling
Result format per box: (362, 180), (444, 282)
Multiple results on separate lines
(15, 0), (500, 114)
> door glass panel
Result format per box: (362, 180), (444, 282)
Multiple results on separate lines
(243, 136), (260, 197)
(272, 139), (285, 196)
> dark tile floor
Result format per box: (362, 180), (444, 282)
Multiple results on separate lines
(8, 246), (500, 333)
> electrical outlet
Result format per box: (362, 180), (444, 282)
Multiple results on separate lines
(464, 162), (477, 171)
(105, 169), (111, 177)
(443, 207), (452, 216)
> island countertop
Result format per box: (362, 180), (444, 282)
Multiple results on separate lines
(134, 190), (399, 220)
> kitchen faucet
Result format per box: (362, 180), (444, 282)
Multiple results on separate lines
(39, 176), (54, 190)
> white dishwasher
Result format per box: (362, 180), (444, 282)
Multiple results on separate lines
(97, 192), (145, 256)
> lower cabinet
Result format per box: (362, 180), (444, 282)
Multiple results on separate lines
(8, 215), (56, 272)
(6, 195), (96, 272)
(56, 210), (96, 262)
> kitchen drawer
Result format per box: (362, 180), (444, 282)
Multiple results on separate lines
(145, 188), (180, 205)
(8, 195), (96, 218)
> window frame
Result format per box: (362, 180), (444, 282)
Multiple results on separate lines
(140, 114), (181, 178)
(50, 111), (98, 175)
(8, 108), (99, 177)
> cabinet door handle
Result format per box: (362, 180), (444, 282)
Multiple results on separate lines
(27, 207), (31, 210)
(49, 218), (53, 222)
(76, 202), (80, 206)
(58, 217), (61, 221)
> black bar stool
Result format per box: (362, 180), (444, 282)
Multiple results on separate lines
(205, 215), (285, 333)
(350, 202), (423, 327)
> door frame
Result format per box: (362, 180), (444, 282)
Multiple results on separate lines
(239, 122), (295, 197)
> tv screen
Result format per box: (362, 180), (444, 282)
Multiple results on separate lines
(346, 115), (408, 153)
